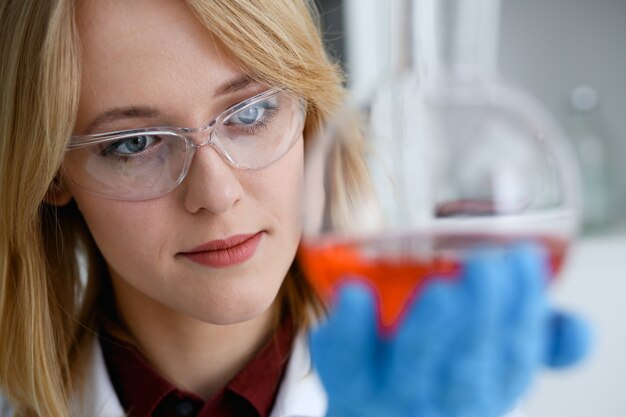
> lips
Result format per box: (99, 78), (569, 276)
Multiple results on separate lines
(180, 232), (263, 268)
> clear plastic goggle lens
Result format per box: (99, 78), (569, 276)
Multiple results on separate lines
(63, 89), (305, 201)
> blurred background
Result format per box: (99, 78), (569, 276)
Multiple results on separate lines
(316, 0), (626, 415)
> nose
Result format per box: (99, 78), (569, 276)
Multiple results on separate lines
(181, 142), (244, 214)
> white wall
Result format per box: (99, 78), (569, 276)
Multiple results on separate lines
(500, 0), (626, 148)
(525, 236), (626, 417)
(500, 0), (626, 229)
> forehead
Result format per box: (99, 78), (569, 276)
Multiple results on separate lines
(75, 0), (242, 129)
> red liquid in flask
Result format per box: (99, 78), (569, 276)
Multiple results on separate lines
(298, 232), (567, 332)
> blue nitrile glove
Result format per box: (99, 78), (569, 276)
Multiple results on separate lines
(309, 245), (592, 417)
(544, 309), (591, 368)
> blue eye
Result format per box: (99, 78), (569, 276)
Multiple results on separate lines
(103, 135), (158, 156)
(227, 96), (279, 127)
(233, 105), (265, 125)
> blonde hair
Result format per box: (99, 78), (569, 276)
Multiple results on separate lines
(0, 1), (369, 416)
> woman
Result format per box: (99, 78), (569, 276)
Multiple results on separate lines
(0, 1), (589, 417)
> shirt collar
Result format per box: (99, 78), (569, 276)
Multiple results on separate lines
(99, 317), (294, 417)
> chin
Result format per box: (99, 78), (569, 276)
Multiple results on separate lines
(185, 288), (280, 326)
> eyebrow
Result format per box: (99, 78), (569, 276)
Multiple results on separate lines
(81, 75), (258, 135)
(82, 107), (160, 135)
(213, 74), (256, 96)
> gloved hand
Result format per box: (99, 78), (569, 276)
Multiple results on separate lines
(309, 245), (592, 417)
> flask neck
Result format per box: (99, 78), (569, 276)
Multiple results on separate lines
(414, 0), (502, 86)
(389, 0), (414, 76)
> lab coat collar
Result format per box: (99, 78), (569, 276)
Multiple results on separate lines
(70, 340), (124, 417)
(70, 333), (327, 417)
(269, 332), (327, 417)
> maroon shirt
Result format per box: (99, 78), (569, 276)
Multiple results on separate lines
(100, 319), (294, 417)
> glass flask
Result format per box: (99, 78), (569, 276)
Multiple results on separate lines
(298, 0), (580, 332)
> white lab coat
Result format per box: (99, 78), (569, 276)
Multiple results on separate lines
(0, 334), (525, 417)
(69, 333), (327, 417)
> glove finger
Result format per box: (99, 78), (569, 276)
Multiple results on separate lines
(460, 249), (513, 341)
(506, 243), (547, 329)
(309, 281), (379, 396)
(440, 250), (512, 416)
(543, 310), (592, 368)
(499, 244), (548, 403)
(387, 279), (461, 405)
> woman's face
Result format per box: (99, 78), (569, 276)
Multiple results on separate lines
(67, 0), (304, 324)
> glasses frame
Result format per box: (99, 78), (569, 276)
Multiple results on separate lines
(64, 87), (306, 201)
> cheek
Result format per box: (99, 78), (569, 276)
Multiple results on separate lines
(238, 137), (304, 295)
(250, 137), (304, 238)
(71, 191), (171, 279)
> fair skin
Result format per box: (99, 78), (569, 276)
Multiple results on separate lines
(55, 0), (304, 398)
